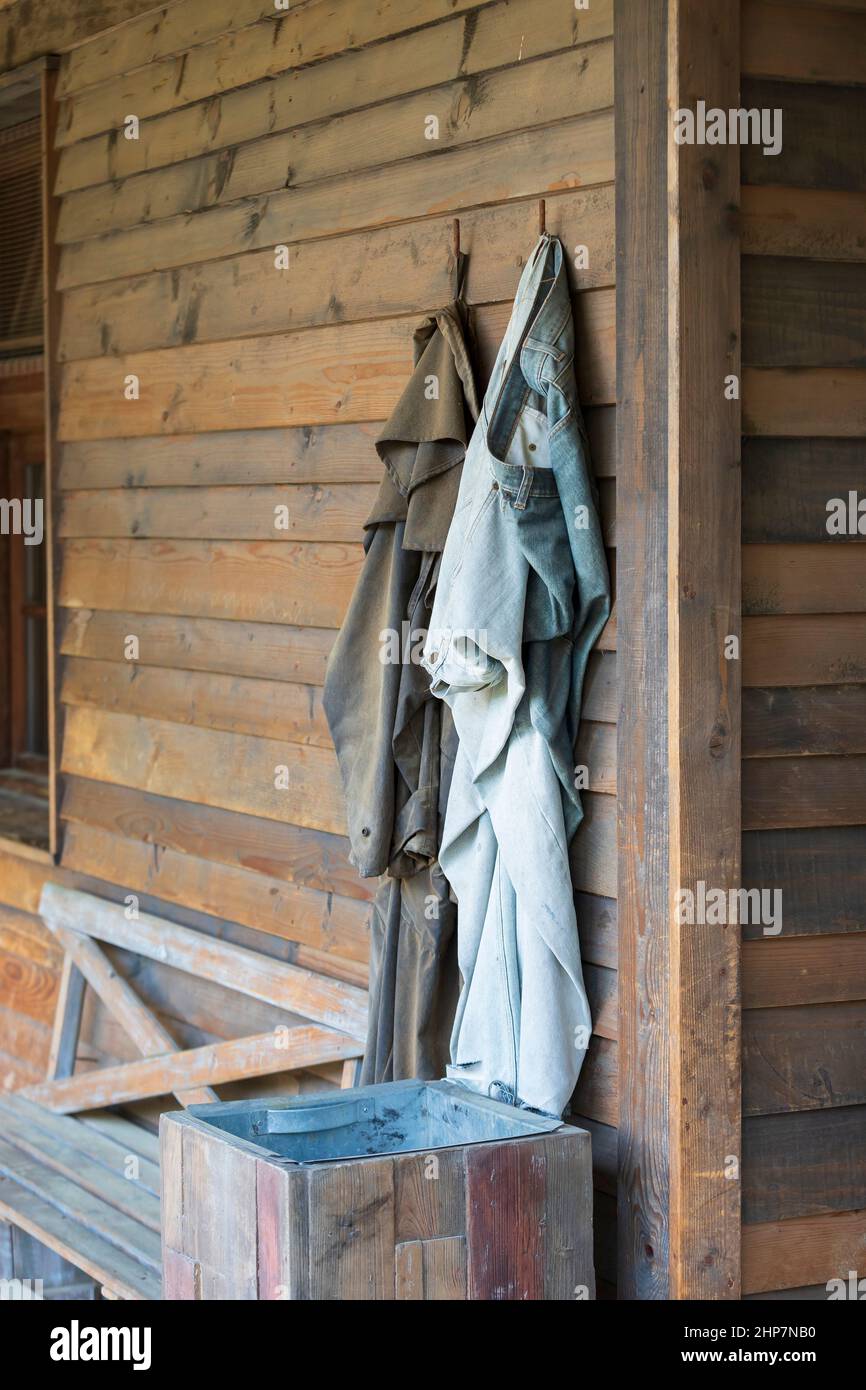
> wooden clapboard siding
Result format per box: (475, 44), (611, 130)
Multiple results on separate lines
(740, 19), (866, 1296)
(61, 658), (331, 748)
(57, 295), (615, 440)
(744, 1003), (866, 1116)
(61, 609), (337, 685)
(742, 0), (866, 85)
(743, 1107), (866, 1223)
(59, 0), (614, 144)
(743, 438), (866, 543)
(742, 256), (866, 366)
(740, 185), (866, 262)
(743, 614), (866, 686)
(56, 0), (614, 187)
(0, 0), (625, 1146)
(57, 191), (617, 360)
(58, 116), (614, 285)
(743, 686), (866, 757)
(59, 707), (346, 836)
(59, 539), (364, 628)
(741, 79), (866, 191)
(742, 825), (866, 938)
(58, 49), (613, 243)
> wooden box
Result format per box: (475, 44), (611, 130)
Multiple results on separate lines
(160, 1079), (594, 1300)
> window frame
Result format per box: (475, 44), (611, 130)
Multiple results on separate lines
(0, 56), (61, 864)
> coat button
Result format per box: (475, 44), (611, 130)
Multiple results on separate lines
(361, 827), (370, 837)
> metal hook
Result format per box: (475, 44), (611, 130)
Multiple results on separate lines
(538, 198), (546, 235)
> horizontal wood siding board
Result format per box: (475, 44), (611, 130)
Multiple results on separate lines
(740, 185), (866, 262)
(745, 1207), (866, 1296)
(742, 255), (866, 366)
(61, 658), (332, 747)
(59, 706), (346, 836)
(59, 820), (370, 971)
(741, 0), (866, 85)
(742, 685), (866, 757)
(743, 367), (866, 435)
(742, 437), (866, 542)
(742, 753), (866, 829)
(59, 539), (363, 630)
(743, 1106), (866, 1223)
(742, 542), (866, 615)
(57, 113), (614, 281)
(744, 1002), (866, 1116)
(743, 614), (866, 685)
(741, 79), (866, 191)
(742, 825), (866, 938)
(60, 609), (336, 685)
(58, 295), (615, 440)
(58, 191), (615, 361)
(743, 933), (866, 1007)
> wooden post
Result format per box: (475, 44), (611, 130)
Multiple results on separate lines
(616, 0), (742, 1299)
(40, 60), (62, 861)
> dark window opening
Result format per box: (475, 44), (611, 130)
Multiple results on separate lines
(0, 112), (49, 853)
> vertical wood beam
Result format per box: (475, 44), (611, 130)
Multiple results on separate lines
(40, 61), (62, 859)
(616, 0), (742, 1299)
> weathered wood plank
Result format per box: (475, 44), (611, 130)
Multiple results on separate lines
(742, 0), (866, 85)
(58, 192), (615, 361)
(0, 1098), (161, 1230)
(58, 45), (613, 239)
(61, 658), (332, 748)
(743, 1107), (866, 1224)
(743, 367), (866, 435)
(616, 0), (741, 1301)
(740, 185), (866, 262)
(58, 297), (616, 440)
(743, 438), (866, 543)
(47, 954), (85, 1080)
(59, 706), (346, 836)
(742, 79), (866, 191)
(742, 1209), (866, 1296)
(742, 826), (866, 938)
(58, 0), (613, 144)
(743, 754), (866, 829)
(59, 820), (370, 972)
(48, 923), (217, 1107)
(39, 884), (368, 1035)
(5, 1094), (159, 1195)
(0, 0), (163, 77)
(744, 1003), (866, 1116)
(59, 485), (377, 543)
(58, 115), (613, 284)
(59, 539), (363, 629)
(23, 1027), (363, 1113)
(58, 3), (615, 188)
(308, 1159), (395, 1300)
(60, 609), (336, 685)
(570, 791), (616, 900)
(743, 542), (866, 615)
(0, 1137), (161, 1271)
(742, 256), (866, 366)
(743, 934), (866, 1007)
(58, 0), (496, 100)
(743, 614), (866, 686)
(0, 1177), (160, 1300)
(60, 777), (371, 904)
(742, 685), (866, 757)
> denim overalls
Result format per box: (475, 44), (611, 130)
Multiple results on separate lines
(421, 235), (611, 1117)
